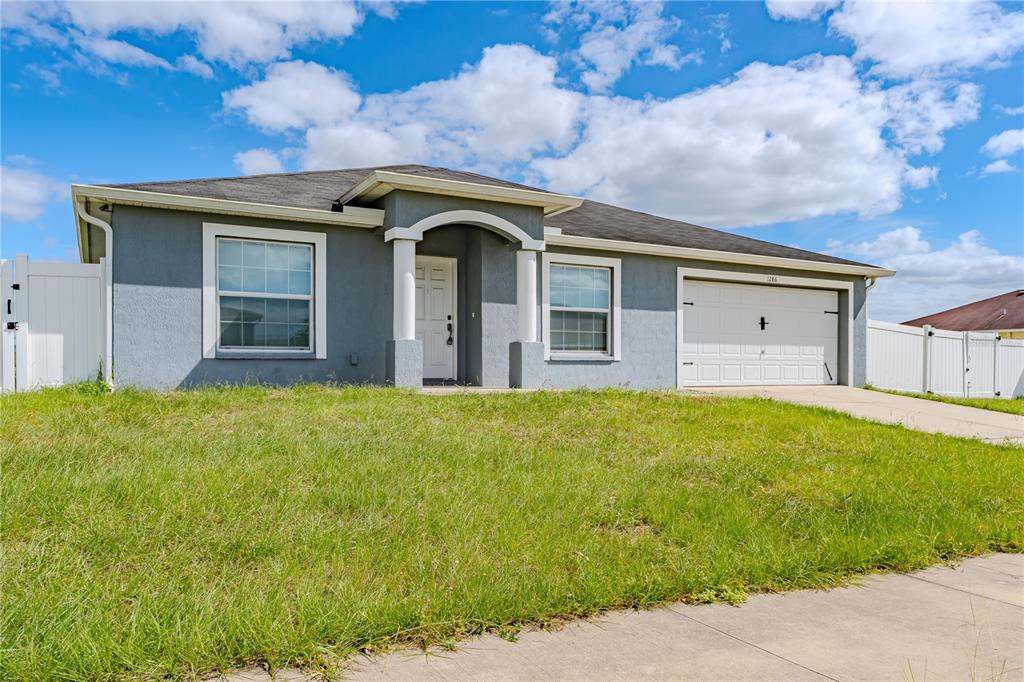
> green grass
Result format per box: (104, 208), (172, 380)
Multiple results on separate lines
(2, 385), (1022, 681)
(868, 386), (1024, 416)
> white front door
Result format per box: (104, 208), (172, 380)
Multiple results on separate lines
(415, 256), (456, 380)
(679, 280), (839, 386)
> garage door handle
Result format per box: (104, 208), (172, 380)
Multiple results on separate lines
(824, 310), (839, 315)
(759, 316), (768, 330)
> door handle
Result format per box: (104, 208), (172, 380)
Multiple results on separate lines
(759, 316), (768, 331)
(446, 314), (453, 346)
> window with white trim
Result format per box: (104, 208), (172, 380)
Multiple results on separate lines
(202, 223), (327, 359)
(549, 264), (610, 353)
(216, 238), (312, 350)
(543, 253), (621, 360)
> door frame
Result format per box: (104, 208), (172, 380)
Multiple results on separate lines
(676, 267), (852, 389)
(415, 255), (458, 381)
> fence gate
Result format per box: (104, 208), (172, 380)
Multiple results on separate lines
(965, 332), (997, 398)
(0, 255), (104, 393)
(867, 320), (1023, 399)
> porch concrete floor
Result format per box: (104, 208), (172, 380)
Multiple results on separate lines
(690, 385), (1024, 445)
(419, 386), (536, 395)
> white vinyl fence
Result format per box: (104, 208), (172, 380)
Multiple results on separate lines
(867, 319), (1024, 399)
(1, 254), (106, 392)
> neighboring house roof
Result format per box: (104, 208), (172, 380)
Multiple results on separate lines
(91, 164), (879, 270)
(903, 290), (1024, 331)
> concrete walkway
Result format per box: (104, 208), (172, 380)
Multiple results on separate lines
(334, 554), (1023, 681)
(691, 385), (1024, 445)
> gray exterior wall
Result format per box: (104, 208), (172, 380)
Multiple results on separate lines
(111, 205), (393, 389)
(109, 199), (868, 390)
(378, 190), (545, 241)
(537, 248), (867, 389)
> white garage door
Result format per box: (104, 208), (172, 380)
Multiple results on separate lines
(679, 280), (839, 386)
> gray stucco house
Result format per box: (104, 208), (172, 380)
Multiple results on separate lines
(71, 165), (893, 390)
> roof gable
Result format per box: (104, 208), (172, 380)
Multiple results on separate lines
(100, 164), (879, 270)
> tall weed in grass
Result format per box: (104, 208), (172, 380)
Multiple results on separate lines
(2, 384), (1022, 680)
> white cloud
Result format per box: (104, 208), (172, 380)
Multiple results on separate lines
(297, 44), (584, 170)
(765, 1), (839, 21)
(982, 128), (1024, 157)
(223, 44), (987, 229)
(2, 1), (376, 72)
(905, 165), (938, 189)
(995, 104), (1024, 115)
(545, 1), (694, 93)
(982, 159), (1016, 175)
(26, 63), (61, 90)
(828, 1), (1024, 79)
(73, 35), (172, 69)
(830, 227), (1024, 322)
(223, 61), (361, 132)
(533, 55), (905, 227)
(234, 149), (285, 176)
(0, 167), (66, 222)
(175, 55), (214, 79)
(6, 154), (41, 166)
(832, 225), (931, 259)
(883, 81), (980, 155)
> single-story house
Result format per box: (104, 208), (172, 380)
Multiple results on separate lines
(71, 165), (894, 390)
(904, 290), (1024, 339)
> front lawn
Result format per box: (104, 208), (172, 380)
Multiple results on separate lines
(2, 385), (1022, 681)
(869, 387), (1024, 416)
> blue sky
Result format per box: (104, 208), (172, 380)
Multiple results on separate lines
(2, 0), (1022, 322)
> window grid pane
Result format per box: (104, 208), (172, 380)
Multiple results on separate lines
(549, 263), (611, 353)
(217, 238), (312, 296)
(550, 311), (608, 352)
(216, 236), (313, 351)
(218, 297), (311, 350)
(550, 264), (611, 313)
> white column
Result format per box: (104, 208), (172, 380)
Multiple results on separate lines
(516, 249), (538, 343)
(393, 239), (417, 341)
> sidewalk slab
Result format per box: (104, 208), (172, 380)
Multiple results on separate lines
(343, 554), (1023, 682)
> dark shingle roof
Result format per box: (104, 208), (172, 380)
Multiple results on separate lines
(544, 199), (872, 267)
(903, 290), (1024, 331)
(103, 164), (875, 268)
(107, 165), (537, 209)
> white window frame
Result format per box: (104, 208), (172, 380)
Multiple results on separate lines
(203, 222), (327, 359)
(542, 252), (621, 361)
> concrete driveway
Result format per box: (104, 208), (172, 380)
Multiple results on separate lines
(690, 385), (1024, 445)
(336, 554), (1023, 681)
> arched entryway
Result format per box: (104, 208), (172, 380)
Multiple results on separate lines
(384, 210), (544, 388)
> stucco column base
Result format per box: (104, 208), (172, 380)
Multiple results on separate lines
(386, 339), (423, 388)
(509, 341), (544, 389)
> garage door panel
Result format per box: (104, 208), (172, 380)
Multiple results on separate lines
(701, 364), (720, 381)
(721, 364), (742, 381)
(680, 280), (838, 387)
